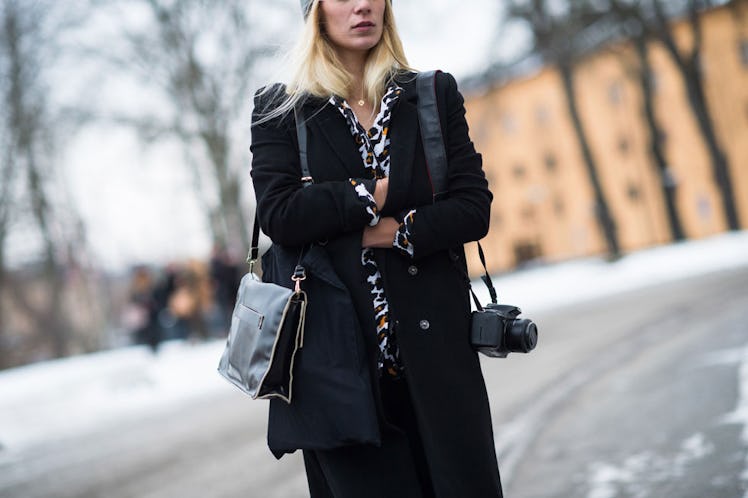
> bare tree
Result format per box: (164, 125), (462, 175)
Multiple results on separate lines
(600, 0), (687, 241)
(502, 0), (622, 258)
(632, 33), (686, 240)
(89, 0), (294, 254)
(619, 0), (742, 230)
(0, 0), (95, 367)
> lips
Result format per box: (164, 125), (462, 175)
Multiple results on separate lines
(353, 21), (375, 29)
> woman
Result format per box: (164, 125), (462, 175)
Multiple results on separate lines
(250, 0), (503, 496)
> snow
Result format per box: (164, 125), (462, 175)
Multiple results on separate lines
(585, 433), (715, 498)
(714, 344), (748, 497)
(700, 341), (748, 496)
(471, 230), (748, 314)
(0, 340), (233, 452)
(1, 231), (747, 455)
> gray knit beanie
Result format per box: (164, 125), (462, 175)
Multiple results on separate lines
(300, 0), (313, 19)
(301, 0), (390, 19)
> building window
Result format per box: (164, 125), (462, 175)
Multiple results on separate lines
(513, 163), (527, 179)
(500, 113), (518, 134)
(608, 81), (623, 106)
(618, 137), (630, 155)
(740, 39), (748, 68)
(544, 153), (558, 173)
(696, 194), (712, 221)
(520, 205), (536, 221)
(474, 121), (489, 145)
(492, 213), (503, 228)
(657, 128), (668, 145)
(553, 197), (565, 217)
(627, 184), (641, 201)
(651, 71), (661, 94)
(513, 241), (542, 267)
(535, 105), (550, 126)
(696, 54), (707, 77)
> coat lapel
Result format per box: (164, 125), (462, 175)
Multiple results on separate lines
(301, 73), (420, 194)
(386, 76), (419, 212)
(305, 100), (368, 180)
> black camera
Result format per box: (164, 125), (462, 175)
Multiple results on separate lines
(470, 304), (538, 358)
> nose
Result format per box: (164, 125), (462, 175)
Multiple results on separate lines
(353, 0), (372, 14)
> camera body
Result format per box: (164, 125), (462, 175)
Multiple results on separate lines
(470, 304), (538, 358)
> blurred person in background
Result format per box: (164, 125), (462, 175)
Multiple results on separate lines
(209, 243), (241, 335)
(153, 262), (178, 340)
(127, 265), (161, 353)
(168, 262), (211, 342)
(249, 0), (502, 496)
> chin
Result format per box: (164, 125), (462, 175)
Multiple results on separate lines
(350, 38), (381, 52)
(330, 34), (382, 56)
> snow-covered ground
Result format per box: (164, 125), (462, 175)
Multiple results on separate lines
(472, 230), (748, 314)
(1, 231), (747, 455)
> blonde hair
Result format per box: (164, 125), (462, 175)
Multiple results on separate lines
(257, 0), (414, 123)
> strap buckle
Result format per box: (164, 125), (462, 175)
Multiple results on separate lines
(291, 265), (307, 293)
(246, 248), (258, 274)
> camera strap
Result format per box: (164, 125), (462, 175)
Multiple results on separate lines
(451, 245), (495, 312)
(416, 70), (499, 308)
(477, 242), (498, 304)
(467, 271), (485, 311)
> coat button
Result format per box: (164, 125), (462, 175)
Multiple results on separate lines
(408, 265), (418, 276)
(419, 319), (430, 330)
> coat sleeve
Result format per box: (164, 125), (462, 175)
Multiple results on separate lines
(250, 89), (378, 246)
(407, 72), (492, 259)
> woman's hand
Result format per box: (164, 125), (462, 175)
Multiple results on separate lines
(374, 177), (389, 210)
(362, 217), (400, 248)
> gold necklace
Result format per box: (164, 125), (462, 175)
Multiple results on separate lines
(357, 82), (365, 106)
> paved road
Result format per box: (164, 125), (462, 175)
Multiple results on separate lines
(493, 267), (748, 498)
(1, 266), (746, 498)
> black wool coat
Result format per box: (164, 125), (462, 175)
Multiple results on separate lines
(250, 71), (502, 497)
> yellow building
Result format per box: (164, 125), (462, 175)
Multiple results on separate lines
(464, 2), (748, 274)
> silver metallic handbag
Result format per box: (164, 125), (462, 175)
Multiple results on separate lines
(217, 246), (308, 403)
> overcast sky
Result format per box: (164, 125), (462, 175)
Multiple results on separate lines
(51, 0), (511, 272)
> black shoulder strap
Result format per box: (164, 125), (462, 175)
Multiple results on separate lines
(416, 70), (448, 201)
(249, 102), (314, 267)
(294, 104), (314, 186)
(416, 71), (498, 306)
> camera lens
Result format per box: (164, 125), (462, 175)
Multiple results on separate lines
(506, 319), (538, 353)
